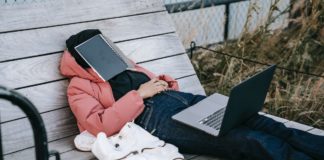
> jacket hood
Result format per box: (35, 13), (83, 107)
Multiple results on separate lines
(59, 50), (105, 83)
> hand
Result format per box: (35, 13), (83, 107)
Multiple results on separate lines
(137, 78), (169, 99)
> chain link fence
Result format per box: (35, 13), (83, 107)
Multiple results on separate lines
(165, 0), (291, 48)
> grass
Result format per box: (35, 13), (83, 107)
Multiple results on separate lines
(190, 0), (324, 129)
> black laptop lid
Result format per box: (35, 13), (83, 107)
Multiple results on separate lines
(75, 34), (129, 81)
(219, 65), (276, 136)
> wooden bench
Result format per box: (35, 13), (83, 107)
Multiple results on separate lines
(0, 0), (323, 160)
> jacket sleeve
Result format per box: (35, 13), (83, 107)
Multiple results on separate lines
(67, 78), (145, 136)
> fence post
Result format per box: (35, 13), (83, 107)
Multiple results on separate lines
(224, 3), (230, 40)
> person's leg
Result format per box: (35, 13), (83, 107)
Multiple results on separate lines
(135, 90), (313, 160)
(155, 107), (314, 160)
(244, 114), (324, 159)
(226, 128), (314, 160)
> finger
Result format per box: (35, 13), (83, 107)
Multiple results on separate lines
(153, 81), (162, 87)
(154, 80), (168, 87)
(150, 77), (159, 83)
(161, 79), (167, 82)
(156, 85), (166, 92)
(152, 86), (160, 93)
(157, 79), (167, 84)
(154, 82), (162, 87)
(160, 81), (168, 87)
(153, 79), (161, 84)
(154, 83), (168, 89)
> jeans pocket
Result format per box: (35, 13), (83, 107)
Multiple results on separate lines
(163, 91), (190, 106)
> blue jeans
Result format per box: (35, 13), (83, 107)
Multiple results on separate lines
(134, 90), (324, 160)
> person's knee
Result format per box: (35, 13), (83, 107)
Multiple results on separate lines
(226, 129), (273, 160)
(247, 138), (273, 160)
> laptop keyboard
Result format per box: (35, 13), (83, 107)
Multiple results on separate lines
(199, 108), (226, 130)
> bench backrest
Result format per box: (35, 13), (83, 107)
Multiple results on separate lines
(0, 0), (205, 159)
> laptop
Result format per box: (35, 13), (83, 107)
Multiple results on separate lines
(172, 65), (276, 136)
(74, 34), (134, 81)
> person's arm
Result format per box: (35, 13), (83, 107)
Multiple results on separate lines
(67, 78), (144, 136)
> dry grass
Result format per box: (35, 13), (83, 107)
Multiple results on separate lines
(191, 0), (324, 129)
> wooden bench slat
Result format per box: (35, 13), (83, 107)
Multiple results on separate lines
(178, 75), (205, 96)
(307, 128), (324, 136)
(0, 33), (185, 89)
(258, 112), (267, 115)
(0, 11), (175, 62)
(0, 81), (68, 122)
(119, 33), (185, 61)
(2, 108), (78, 155)
(261, 114), (323, 133)
(3, 75), (204, 157)
(4, 135), (75, 160)
(58, 149), (95, 160)
(263, 114), (289, 123)
(0, 0), (165, 33)
(140, 54), (195, 79)
(284, 121), (314, 131)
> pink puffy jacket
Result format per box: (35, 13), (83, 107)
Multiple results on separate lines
(59, 50), (179, 136)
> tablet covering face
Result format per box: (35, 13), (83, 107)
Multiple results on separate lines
(75, 34), (134, 81)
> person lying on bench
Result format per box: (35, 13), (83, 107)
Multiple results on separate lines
(59, 29), (324, 160)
